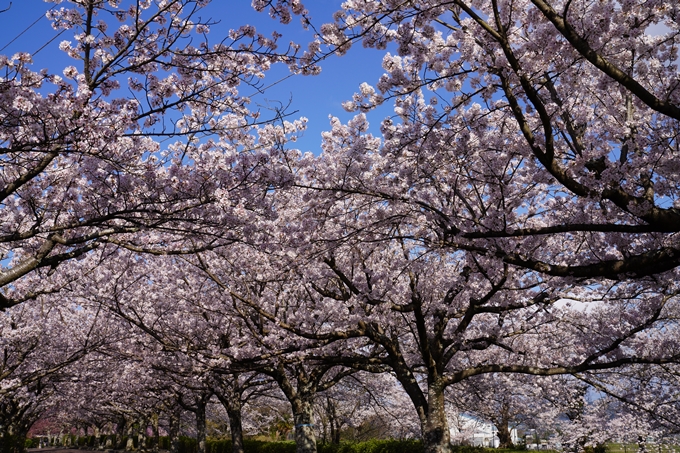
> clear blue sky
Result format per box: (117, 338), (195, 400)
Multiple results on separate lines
(0, 0), (393, 154)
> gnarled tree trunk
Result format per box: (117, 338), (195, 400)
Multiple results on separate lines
(151, 413), (160, 453)
(169, 408), (180, 453)
(195, 395), (208, 453)
(496, 420), (514, 448)
(214, 389), (245, 453)
(227, 401), (245, 453)
(292, 396), (317, 453)
(421, 384), (452, 453)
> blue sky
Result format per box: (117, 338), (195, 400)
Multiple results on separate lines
(0, 0), (393, 154)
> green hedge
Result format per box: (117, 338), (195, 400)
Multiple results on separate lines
(53, 436), (487, 453)
(585, 446), (607, 453)
(1, 434), (26, 453)
(204, 439), (420, 453)
(318, 439), (424, 453)
(319, 442), (493, 453)
(159, 436), (172, 450)
(199, 439), (485, 453)
(179, 438), (424, 453)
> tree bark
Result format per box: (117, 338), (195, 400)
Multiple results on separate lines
(422, 384), (452, 453)
(169, 409), (180, 453)
(195, 396), (208, 453)
(493, 401), (514, 448)
(497, 423), (513, 448)
(115, 417), (127, 450)
(126, 425), (135, 451)
(293, 397), (317, 453)
(152, 413), (160, 453)
(325, 397), (341, 445)
(227, 400), (245, 453)
(330, 414), (341, 445)
(496, 419), (513, 448)
(215, 390), (246, 453)
(0, 424), (29, 453)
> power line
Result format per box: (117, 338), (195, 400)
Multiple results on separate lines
(0, 3), (56, 54)
(34, 29), (66, 56)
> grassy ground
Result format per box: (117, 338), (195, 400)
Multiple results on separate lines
(608, 444), (680, 453)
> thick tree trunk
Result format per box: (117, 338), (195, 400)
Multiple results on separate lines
(326, 398), (341, 445)
(496, 420), (513, 448)
(637, 436), (648, 453)
(0, 424), (29, 453)
(151, 413), (160, 453)
(214, 385), (246, 453)
(126, 425), (135, 451)
(319, 415), (328, 445)
(226, 401), (245, 453)
(493, 401), (514, 448)
(293, 398), (317, 453)
(196, 397), (207, 453)
(497, 425), (512, 448)
(115, 417), (127, 450)
(138, 427), (146, 452)
(169, 409), (180, 453)
(422, 385), (452, 453)
(330, 417), (341, 445)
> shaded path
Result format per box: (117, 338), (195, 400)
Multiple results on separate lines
(28, 449), (128, 453)
(28, 450), (79, 453)
(28, 449), (169, 453)
(29, 450), (87, 453)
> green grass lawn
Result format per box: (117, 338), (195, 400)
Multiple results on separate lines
(608, 444), (680, 453)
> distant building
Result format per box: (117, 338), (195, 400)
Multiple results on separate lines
(449, 413), (519, 448)
(525, 440), (552, 450)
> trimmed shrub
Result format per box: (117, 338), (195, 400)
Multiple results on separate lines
(0, 434), (27, 453)
(178, 436), (198, 453)
(585, 445), (607, 453)
(159, 436), (172, 450)
(206, 438), (232, 453)
(318, 439), (424, 453)
(212, 438), (423, 453)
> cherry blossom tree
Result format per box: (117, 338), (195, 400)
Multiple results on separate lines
(184, 248), (357, 453)
(575, 364), (680, 444)
(5, 3), (680, 453)
(300, 0), (680, 279)
(198, 160), (680, 453)
(36, 288), (188, 451)
(314, 371), (420, 444)
(446, 374), (545, 448)
(242, 1), (680, 451)
(61, 247), (332, 453)
(0, 290), (113, 452)
(57, 250), (215, 453)
(211, 371), (279, 453)
(0, 0), (305, 310)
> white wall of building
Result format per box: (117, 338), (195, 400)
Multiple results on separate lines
(449, 413), (519, 448)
